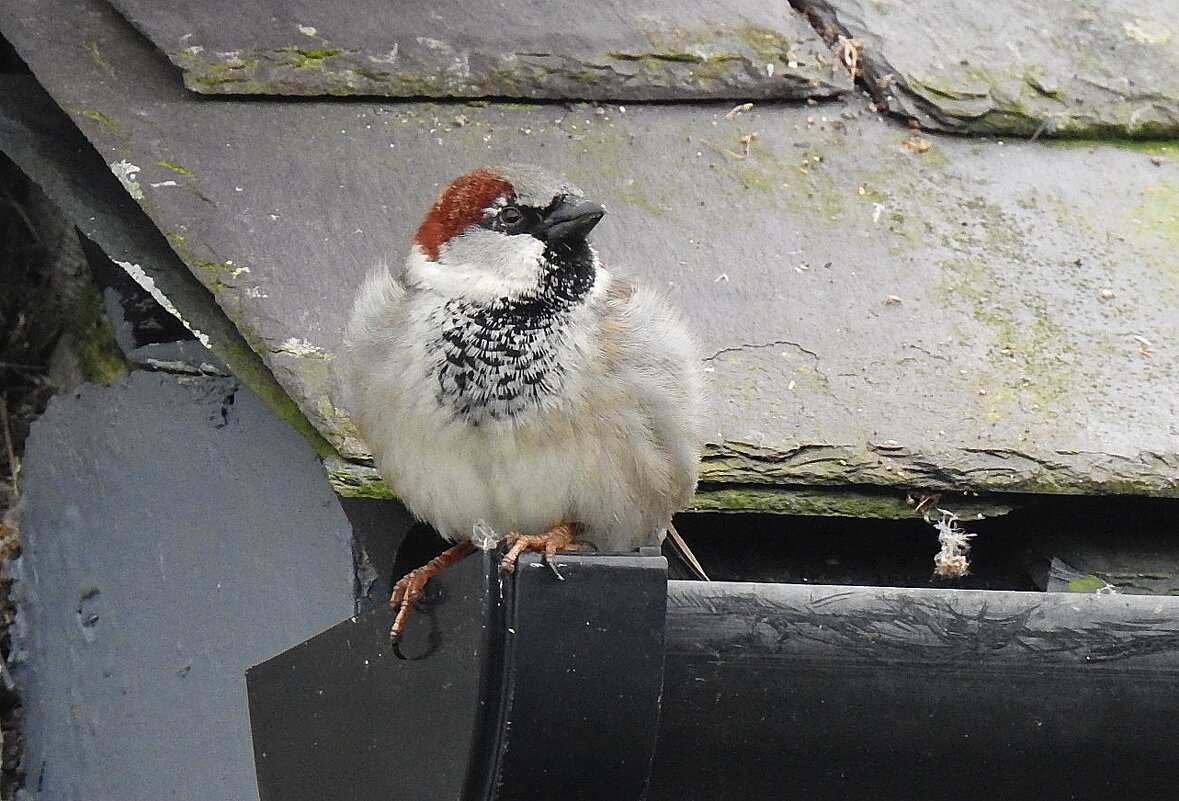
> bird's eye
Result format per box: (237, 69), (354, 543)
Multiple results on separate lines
(498, 206), (524, 227)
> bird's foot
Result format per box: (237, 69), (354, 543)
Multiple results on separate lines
(389, 540), (476, 658)
(500, 522), (591, 580)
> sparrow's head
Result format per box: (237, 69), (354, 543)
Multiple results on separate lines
(408, 164), (606, 304)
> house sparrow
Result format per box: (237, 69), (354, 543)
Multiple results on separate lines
(345, 164), (704, 650)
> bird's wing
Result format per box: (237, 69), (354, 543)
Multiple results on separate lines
(613, 276), (712, 575)
(342, 262), (410, 448)
(599, 271), (706, 511)
(345, 262), (406, 353)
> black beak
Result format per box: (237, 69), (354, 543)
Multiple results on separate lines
(534, 200), (606, 244)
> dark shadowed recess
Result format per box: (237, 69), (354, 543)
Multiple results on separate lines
(362, 494), (1179, 599)
(674, 495), (1179, 591)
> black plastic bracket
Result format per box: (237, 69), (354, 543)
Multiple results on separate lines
(247, 547), (668, 801)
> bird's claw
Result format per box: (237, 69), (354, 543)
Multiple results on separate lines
(500, 523), (590, 578)
(387, 540), (476, 659)
(389, 567), (430, 659)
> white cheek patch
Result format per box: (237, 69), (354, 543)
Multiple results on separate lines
(406, 229), (547, 303)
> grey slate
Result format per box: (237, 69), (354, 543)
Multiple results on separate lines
(109, 0), (851, 100)
(3, 0), (1179, 502)
(11, 371), (355, 801)
(800, 0), (1179, 137)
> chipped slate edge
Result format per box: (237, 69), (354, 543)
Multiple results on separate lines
(122, 16), (853, 100)
(171, 46), (850, 102)
(327, 438), (1179, 507)
(797, 0), (1179, 138)
(701, 442), (1179, 498)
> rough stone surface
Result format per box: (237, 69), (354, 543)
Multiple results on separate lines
(108, 0), (851, 100)
(801, 0), (1179, 137)
(11, 371), (355, 801)
(3, 0), (1179, 503)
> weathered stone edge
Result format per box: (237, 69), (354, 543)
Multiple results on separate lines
(702, 442), (1179, 497)
(326, 437), (1178, 513)
(796, 0), (1179, 138)
(323, 455), (1018, 519)
(162, 31), (852, 100)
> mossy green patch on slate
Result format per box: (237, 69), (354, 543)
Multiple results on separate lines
(1121, 181), (1179, 289)
(1065, 574), (1109, 593)
(174, 50), (259, 91)
(610, 186), (675, 218)
(70, 278), (130, 384)
(87, 40), (114, 74)
(273, 47), (345, 68)
(155, 160), (196, 177)
(72, 109), (130, 156)
(164, 231), (245, 287)
(325, 457), (394, 499)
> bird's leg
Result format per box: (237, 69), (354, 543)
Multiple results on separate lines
(500, 522), (591, 580)
(389, 540), (476, 656)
